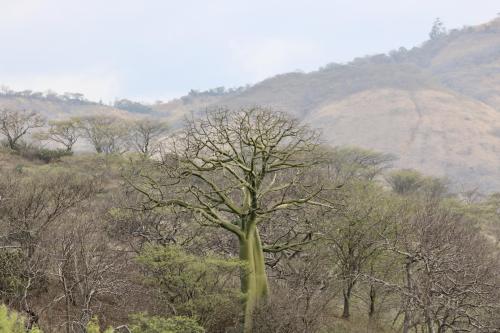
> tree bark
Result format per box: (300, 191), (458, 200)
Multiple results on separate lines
(342, 285), (352, 319)
(61, 274), (72, 333)
(8, 137), (15, 150)
(425, 308), (435, 333)
(368, 285), (376, 318)
(403, 260), (412, 333)
(239, 224), (268, 333)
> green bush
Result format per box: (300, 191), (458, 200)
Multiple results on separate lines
(0, 252), (25, 298)
(14, 144), (73, 163)
(0, 305), (42, 333)
(32, 148), (72, 163)
(137, 245), (241, 331)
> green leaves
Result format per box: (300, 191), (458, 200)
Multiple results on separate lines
(137, 245), (241, 330)
(86, 317), (114, 333)
(0, 305), (41, 333)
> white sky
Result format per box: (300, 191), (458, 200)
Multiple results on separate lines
(0, 0), (499, 102)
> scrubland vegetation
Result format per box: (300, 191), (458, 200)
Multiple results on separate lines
(0, 106), (499, 333)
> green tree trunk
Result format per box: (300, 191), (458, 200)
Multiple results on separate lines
(239, 224), (268, 333)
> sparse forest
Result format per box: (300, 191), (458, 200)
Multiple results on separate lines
(0, 106), (498, 333)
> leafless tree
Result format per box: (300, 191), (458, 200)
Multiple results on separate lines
(0, 109), (45, 150)
(0, 170), (97, 328)
(79, 116), (129, 154)
(127, 107), (328, 332)
(43, 118), (81, 152)
(254, 240), (339, 333)
(326, 147), (394, 183)
(323, 181), (395, 319)
(128, 118), (169, 156)
(378, 200), (500, 333)
(50, 212), (130, 333)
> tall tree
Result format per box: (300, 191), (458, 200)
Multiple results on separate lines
(128, 107), (325, 332)
(429, 18), (446, 40)
(129, 118), (169, 156)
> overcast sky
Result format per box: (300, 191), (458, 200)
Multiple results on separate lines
(1, 0), (499, 102)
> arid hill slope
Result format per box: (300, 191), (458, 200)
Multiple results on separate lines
(153, 18), (500, 191)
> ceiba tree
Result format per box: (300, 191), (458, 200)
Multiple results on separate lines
(129, 107), (323, 332)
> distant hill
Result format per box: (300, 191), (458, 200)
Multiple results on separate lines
(0, 90), (134, 119)
(4, 18), (500, 191)
(151, 17), (500, 192)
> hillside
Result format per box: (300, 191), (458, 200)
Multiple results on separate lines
(151, 17), (500, 192)
(0, 96), (140, 120)
(3, 18), (500, 191)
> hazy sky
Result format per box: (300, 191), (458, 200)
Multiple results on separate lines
(1, 0), (499, 102)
